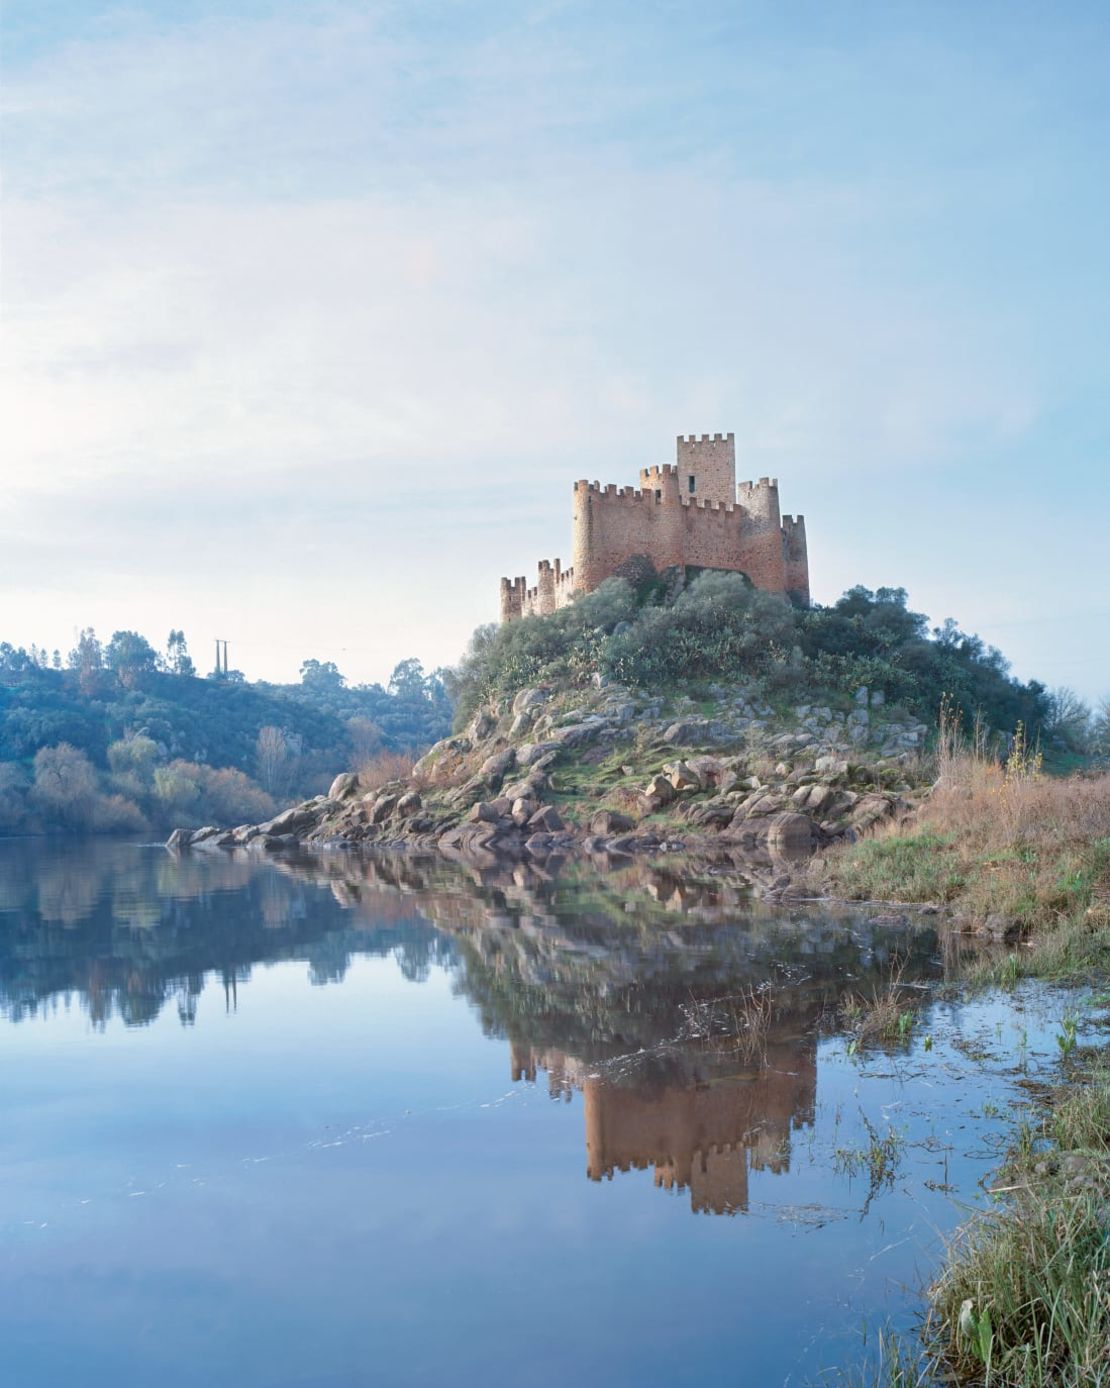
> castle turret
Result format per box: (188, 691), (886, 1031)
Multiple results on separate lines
(676, 432), (735, 506)
(737, 477), (786, 591)
(536, 559), (557, 616)
(782, 515), (810, 605)
(499, 576), (526, 623)
(638, 463), (684, 570)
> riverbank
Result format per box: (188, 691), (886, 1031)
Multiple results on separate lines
(816, 751), (1110, 1385)
(810, 752), (1110, 977)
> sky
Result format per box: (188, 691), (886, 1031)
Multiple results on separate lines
(2, 0), (1108, 696)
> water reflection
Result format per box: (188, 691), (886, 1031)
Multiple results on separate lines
(0, 839), (943, 1219)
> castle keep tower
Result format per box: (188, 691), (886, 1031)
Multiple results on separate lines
(499, 431), (810, 621)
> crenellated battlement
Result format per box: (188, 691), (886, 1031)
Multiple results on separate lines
(500, 430), (810, 620)
(639, 463), (678, 484)
(678, 431), (734, 444)
(501, 557), (577, 620)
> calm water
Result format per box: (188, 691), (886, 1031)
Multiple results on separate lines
(0, 839), (1075, 1386)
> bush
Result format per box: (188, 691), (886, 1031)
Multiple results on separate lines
(447, 573), (1050, 740)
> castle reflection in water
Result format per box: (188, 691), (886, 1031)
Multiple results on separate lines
(510, 1039), (814, 1215)
(0, 839), (944, 1214)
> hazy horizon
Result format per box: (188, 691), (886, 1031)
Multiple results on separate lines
(3, 2), (1108, 697)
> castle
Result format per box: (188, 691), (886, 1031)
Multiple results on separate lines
(499, 431), (809, 622)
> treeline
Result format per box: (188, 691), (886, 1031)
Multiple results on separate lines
(449, 573), (1103, 756)
(0, 630), (451, 835)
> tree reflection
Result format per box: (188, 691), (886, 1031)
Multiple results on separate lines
(0, 840), (943, 1214)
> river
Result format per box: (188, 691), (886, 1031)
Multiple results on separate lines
(0, 838), (1078, 1386)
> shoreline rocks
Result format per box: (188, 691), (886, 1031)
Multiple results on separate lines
(167, 679), (927, 872)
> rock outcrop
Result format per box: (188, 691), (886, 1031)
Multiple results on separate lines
(167, 681), (927, 867)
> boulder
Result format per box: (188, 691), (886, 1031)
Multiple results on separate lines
(688, 756), (723, 785)
(589, 809), (636, 835)
(549, 722), (604, 749)
(395, 791), (422, 817)
(501, 775), (545, 803)
(328, 771), (360, 801)
(190, 824), (223, 843)
(766, 812), (817, 850)
(265, 806), (319, 835)
(668, 761), (701, 793)
(468, 708), (496, 740)
(467, 800), (504, 825)
(193, 830), (233, 850)
(512, 687), (549, 715)
(641, 774), (676, 810)
(662, 720), (695, 745)
(792, 783), (835, 814)
(517, 741), (560, 767)
(165, 827), (192, 850)
(528, 805), (564, 832)
(478, 748), (516, 785)
(368, 793), (399, 825)
(688, 799), (736, 829)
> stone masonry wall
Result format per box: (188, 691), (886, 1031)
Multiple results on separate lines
(499, 432), (810, 620)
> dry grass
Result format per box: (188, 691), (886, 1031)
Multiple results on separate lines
(356, 749), (417, 794)
(817, 736), (1110, 980)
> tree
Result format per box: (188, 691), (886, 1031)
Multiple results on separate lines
(106, 734), (160, 800)
(67, 628), (104, 696)
(0, 763), (29, 831)
(31, 743), (99, 826)
(347, 716), (383, 765)
(1092, 696), (1110, 761)
(105, 630), (159, 690)
(165, 630), (196, 677)
(107, 734), (159, 775)
(255, 725), (290, 795)
(388, 658), (427, 701)
(1046, 687), (1092, 754)
(299, 658), (345, 690)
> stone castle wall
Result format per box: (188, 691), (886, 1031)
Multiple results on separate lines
(500, 432), (810, 620)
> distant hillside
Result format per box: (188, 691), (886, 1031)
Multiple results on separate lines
(0, 631), (451, 835)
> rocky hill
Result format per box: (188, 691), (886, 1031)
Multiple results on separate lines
(168, 677), (932, 868)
